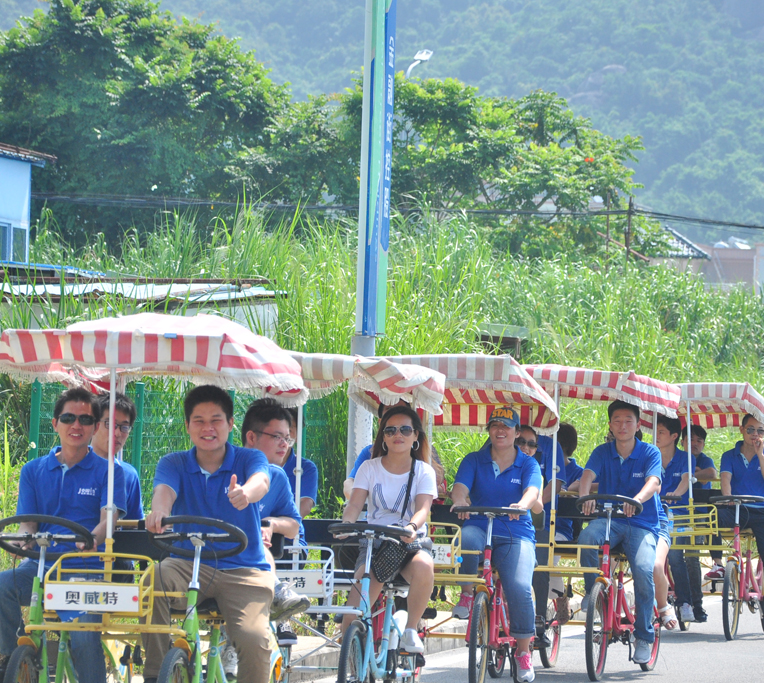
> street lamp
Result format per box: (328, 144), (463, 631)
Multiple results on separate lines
(405, 49), (433, 78)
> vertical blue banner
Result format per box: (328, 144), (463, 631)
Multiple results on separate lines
(357, 0), (396, 337)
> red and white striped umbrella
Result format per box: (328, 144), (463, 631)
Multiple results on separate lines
(0, 313), (308, 404)
(377, 355), (559, 432)
(524, 364), (682, 429)
(675, 382), (764, 430)
(349, 357), (446, 415)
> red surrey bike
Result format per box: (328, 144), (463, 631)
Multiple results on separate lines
(576, 495), (662, 682)
(709, 495), (764, 640)
(452, 505), (530, 683)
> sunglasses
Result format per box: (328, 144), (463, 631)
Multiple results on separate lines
(515, 437), (538, 449)
(57, 413), (97, 426)
(383, 425), (415, 437)
(745, 427), (764, 437)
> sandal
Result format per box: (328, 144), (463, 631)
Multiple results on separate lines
(658, 604), (678, 630)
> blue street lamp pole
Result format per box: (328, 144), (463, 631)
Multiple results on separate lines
(347, 0), (397, 472)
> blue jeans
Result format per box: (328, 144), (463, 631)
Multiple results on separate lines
(668, 540), (692, 607)
(0, 560), (106, 681)
(459, 524), (536, 639)
(580, 520), (657, 643)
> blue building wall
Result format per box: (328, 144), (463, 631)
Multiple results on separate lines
(0, 155), (32, 263)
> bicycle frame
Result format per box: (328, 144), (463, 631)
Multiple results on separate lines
(729, 503), (764, 603)
(353, 530), (416, 682)
(465, 515), (514, 650)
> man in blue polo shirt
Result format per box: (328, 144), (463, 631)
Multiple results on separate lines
(143, 386), (272, 683)
(717, 413), (764, 557)
(0, 387), (126, 682)
(284, 408), (319, 518)
(578, 400), (662, 666)
(655, 415), (699, 623)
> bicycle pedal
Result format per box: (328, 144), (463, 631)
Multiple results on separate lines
(422, 607), (437, 620)
(120, 644), (132, 666)
(333, 613), (344, 624)
(133, 644), (143, 666)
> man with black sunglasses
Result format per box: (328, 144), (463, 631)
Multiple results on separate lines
(717, 413), (764, 554)
(0, 387), (126, 682)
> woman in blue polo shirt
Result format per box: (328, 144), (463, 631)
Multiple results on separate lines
(450, 406), (542, 683)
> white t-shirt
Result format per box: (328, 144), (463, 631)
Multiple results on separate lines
(353, 457), (437, 531)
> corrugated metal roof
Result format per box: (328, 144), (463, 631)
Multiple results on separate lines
(0, 143), (57, 167)
(662, 225), (710, 260)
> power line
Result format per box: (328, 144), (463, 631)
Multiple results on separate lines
(30, 191), (764, 232)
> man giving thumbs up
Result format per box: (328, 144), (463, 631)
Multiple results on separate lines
(143, 385), (273, 683)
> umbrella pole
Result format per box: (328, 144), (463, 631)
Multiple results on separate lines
(687, 400), (694, 502)
(551, 385), (559, 513)
(295, 404), (303, 509)
(105, 368), (116, 578)
(652, 412), (658, 444)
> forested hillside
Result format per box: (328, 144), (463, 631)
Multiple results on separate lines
(3, 0), (764, 234)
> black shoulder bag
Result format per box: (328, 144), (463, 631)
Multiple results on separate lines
(370, 457), (424, 583)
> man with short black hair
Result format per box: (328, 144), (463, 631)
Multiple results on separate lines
(578, 400), (662, 666)
(283, 407), (319, 518)
(144, 385), (273, 683)
(0, 387), (125, 682)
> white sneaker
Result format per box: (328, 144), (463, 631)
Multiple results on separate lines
(632, 638), (651, 664)
(580, 593), (590, 613)
(679, 603), (695, 623)
(399, 628), (424, 654)
(221, 645), (238, 680)
(515, 651), (535, 682)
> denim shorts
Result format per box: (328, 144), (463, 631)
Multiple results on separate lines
(657, 518), (672, 548)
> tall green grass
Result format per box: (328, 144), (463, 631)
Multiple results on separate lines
(0, 205), (761, 514)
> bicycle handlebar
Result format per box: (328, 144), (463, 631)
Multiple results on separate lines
(148, 516), (248, 559)
(710, 495), (764, 506)
(451, 505), (529, 516)
(576, 494), (643, 515)
(328, 522), (412, 539)
(0, 514), (95, 561)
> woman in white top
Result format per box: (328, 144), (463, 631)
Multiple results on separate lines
(341, 405), (437, 653)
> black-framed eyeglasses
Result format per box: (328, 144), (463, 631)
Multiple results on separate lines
(102, 420), (132, 434)
(383, 425), (415, 437)
(254, 430), (295, 446)
(57, 413), (96, 426)
(745, 427), (764, 436)
(515, 437), (538, 449)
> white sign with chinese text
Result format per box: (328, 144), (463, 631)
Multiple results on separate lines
(44, 583), (140, 612)
(277, 571), (328, 598)
(432, 544), (454, 566)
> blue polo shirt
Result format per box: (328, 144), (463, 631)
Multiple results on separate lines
(660, 448), (696, 509)
(118, 459), (144, 521)
(260, 464), (305, 546)
(720, 441), (764, 508)
(584, 439), (662, 533)
(695, 452), (716, 490)
(17, 446), (127, 568)
(154, 443), (271, 570)
(349, 444), (372, 478)
(454, 445), (543, 541)
(536, 436), (567, 533)
(283, 449), (319, 508)
(556, 458), (585, 541)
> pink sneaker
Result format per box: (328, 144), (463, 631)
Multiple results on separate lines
(451, 592), (473, 619)
(515, 651), (535, 682)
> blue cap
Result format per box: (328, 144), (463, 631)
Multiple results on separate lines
(488, 405), (521, 429)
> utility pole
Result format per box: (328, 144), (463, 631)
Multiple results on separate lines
(625, 196), (633, 261)
(605, 191), (610, 270)
(347, 0), (397, 473)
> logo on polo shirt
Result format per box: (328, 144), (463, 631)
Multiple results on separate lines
(78, 487), (97, 496)
(632, 472), (645, 478)
(511, 478), (521, 485)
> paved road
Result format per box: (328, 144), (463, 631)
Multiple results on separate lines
(418, 595), (764, 683)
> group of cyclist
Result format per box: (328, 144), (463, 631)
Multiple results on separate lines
(1, 383), (763, 683)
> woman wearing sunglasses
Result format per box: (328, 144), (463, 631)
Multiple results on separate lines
(340, 405), (437, 654)
(450, 406), (541, 683)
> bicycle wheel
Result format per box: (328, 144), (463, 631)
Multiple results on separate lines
(639, 612), (661, 672)
(584, 583), (608, 682)
(157, 647), (191, 683)
(4, 644), (41, 683)
(722, 561), (741, 641)
(337, 620), (367, 683)
(538, 600), (561, 668)
(468, 591), (490, 683)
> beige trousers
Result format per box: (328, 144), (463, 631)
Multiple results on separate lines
(144, 558), (275, 682)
